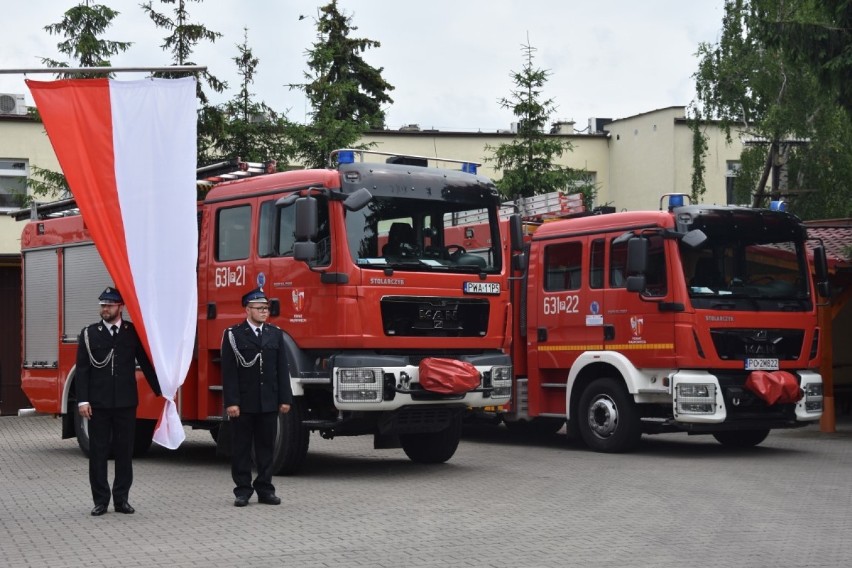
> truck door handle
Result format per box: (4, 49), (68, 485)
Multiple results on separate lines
(603, 324), (615, 341)
(537, 328), (548, 342)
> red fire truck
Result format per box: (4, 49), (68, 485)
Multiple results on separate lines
(18, 150), (512, 472)
(497, 192), (829, 451)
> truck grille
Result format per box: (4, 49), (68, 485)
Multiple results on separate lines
(709, 328), (804, 361)
(381, 296), (489, 337)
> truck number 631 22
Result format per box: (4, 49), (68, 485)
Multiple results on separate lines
(215, 265), (246, 288)
(543, 295), (579, 315)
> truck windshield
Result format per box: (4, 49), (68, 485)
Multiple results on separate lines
(345, 196), (501, 273)
(680, 236), (812, 310)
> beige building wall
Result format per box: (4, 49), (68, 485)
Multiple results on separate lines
(699, 119), (746, 205)
(0, 117), (61, 255)
(605, 107), (744, 211)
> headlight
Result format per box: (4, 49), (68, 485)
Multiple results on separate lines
(676, 383), (716, 414)
(336, 368), (383, 403)
(490, 365), (512, 398)
(804, 382), (823, 413)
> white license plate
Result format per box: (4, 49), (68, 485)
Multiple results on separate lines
(745, 358), (779, 371)
(464, 282), (501, 295)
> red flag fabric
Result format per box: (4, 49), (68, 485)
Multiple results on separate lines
(27, 77), (197, 449)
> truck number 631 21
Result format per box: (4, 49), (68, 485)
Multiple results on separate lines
(215, 265), (246, 288)
(543, 295), (579, 315)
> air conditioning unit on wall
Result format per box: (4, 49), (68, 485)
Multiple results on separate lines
(0, 93), (27, 116)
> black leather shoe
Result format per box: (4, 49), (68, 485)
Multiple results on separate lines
(234, 496), (249, 507)
(258, 494), (281, 505)
(114, 502), (135, 514)
(91, 504), (108, 516)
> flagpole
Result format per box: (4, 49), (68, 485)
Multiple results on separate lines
(0, 65), (207, 75)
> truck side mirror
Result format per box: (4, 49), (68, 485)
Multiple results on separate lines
(294, 241), (317, 261)
(625, 237), (648, 293)
(294, 196), (318, 240)
(626, 237), (648, 274)
(509, 214), (524, 252)
(343, 188), (372, 212)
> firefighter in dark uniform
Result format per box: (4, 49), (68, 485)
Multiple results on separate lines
(221, 287), (293, 507)
(76, 287), (161, 516)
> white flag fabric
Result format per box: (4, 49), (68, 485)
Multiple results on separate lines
(28, 77), (198, 449)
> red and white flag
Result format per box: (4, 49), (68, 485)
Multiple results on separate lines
(27, 77), (197, 449)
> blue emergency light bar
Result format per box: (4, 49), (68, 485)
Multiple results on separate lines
(769, 200), (787, 212)
(461, 162), (477, 174)
(668, 194), (685, 208)
(337, 150), (355, 164)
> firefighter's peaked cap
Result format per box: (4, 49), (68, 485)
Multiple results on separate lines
(98, 287), (123, 304)
(242, 287), (268, 307)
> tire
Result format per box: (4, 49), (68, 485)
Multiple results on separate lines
(504, 417), (565, 436)
(400, 414), (463, 464)
(133, 419), (157, 457)
(270, 399), (310, 476)
(577, 377), (641, 453)
(74, 410), (91, 458)
(712, 429), (770, 448)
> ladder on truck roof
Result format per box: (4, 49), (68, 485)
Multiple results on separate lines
(450, 191), (589, 227)
(196, 158), (277, 188)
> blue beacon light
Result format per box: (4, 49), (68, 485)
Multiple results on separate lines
(668, 194), (685, 208)
(337, 150), (355, 164)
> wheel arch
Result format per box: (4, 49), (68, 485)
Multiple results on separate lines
(280, 330), (313, 397)
(60, 365), (78, 439)
(61, 364), (78, 415)
(566, 351), (643, 421)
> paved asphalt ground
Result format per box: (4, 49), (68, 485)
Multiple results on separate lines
(1, 414), (851, 568)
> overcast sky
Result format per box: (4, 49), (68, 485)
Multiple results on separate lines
(0, 0), (725, 132)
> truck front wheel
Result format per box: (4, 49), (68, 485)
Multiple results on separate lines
(400, 415), (462, 464)
(712, 429), (770, 448)
(270, 399), (310, 475)
(577, 377), (641, 453)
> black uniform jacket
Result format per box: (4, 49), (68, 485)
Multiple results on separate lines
(76, 320), (161, 409)
(221, 321), (293, 413)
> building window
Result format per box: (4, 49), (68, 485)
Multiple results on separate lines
(0, 158), (28, 209)
(726, 161), (741, 205)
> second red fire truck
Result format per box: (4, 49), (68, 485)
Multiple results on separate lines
(495, 192), (829, 451)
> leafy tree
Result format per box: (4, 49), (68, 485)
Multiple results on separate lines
(292, 1), (395, 168)
(142, 0), (227, 164)
(760, 0), (852, 119)
(27, 2), (130, 202)
(691, 0), (852, 219)
(686, 102), (709, 201)
(211, 29), (294, 167)
(41, 1), (131, 78)
(485, 42), (597, 206)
